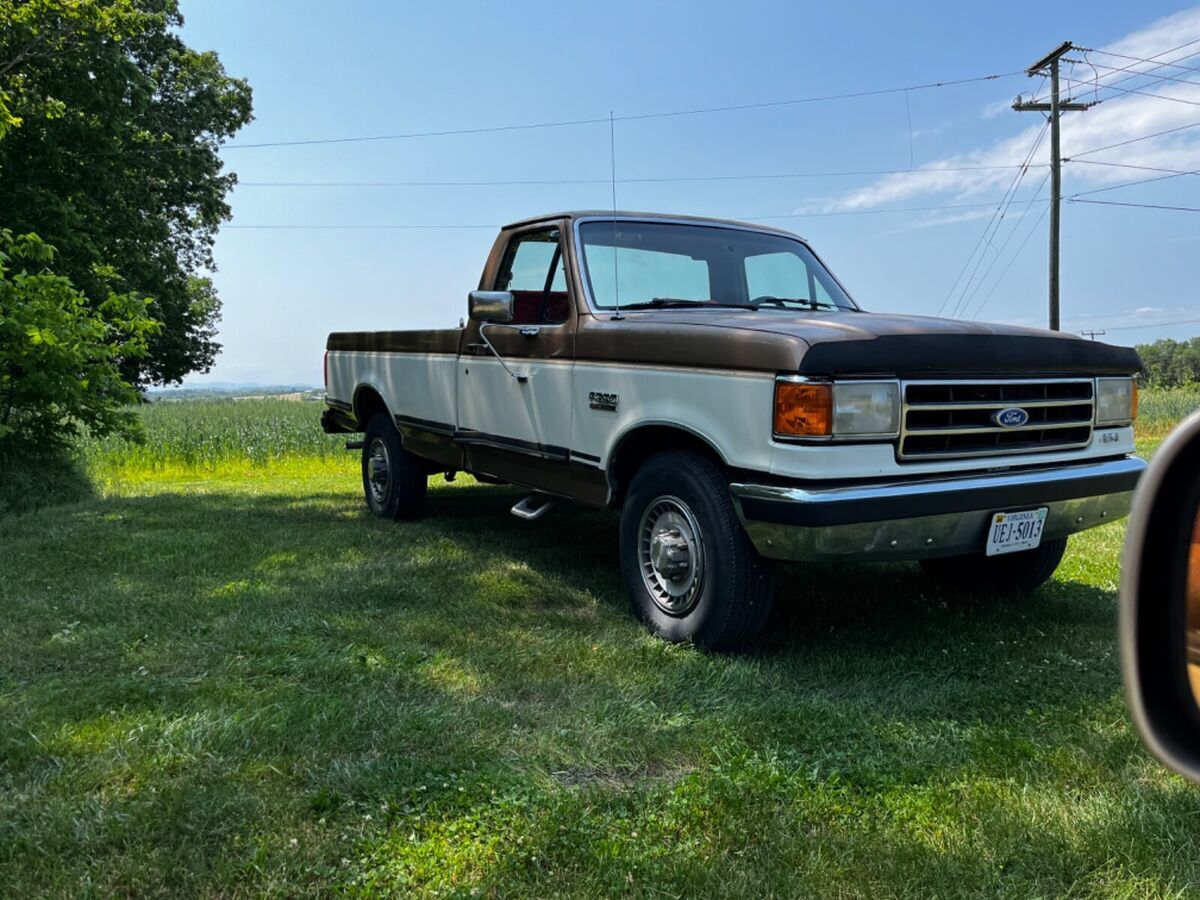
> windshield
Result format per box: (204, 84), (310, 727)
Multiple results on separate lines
(578, 220), (856, 312)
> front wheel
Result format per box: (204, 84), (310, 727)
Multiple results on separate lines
(619, 450), (775, 651)
(361, 413), (427, 521)
(919, 536), (1068, 594)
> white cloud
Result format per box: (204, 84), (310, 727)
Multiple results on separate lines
(981, 97), (1015, 119)
(808, 6), (1200, 215)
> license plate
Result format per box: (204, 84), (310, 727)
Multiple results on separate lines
(985, 508), (1048, 557)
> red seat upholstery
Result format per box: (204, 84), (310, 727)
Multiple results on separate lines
(510, 290), (570, 324)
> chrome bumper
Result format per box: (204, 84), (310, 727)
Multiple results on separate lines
(730, 456), (1146, 562)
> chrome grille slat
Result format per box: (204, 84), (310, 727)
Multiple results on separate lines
(905, 399), (1089, 411)
(910, 421), (1091, 437)
(898, 378), (1094, 462)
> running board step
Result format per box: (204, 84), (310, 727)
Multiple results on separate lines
(345, 439), (364, 450)
(511, 494), (555, 521)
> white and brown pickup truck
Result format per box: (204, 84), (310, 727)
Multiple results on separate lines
(322, 210), (1144, 650)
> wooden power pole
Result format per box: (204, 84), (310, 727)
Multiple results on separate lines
(1013, 42), (1094, 331)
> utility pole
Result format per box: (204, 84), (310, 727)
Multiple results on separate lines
(1081, 329), (1106, 341)
(1013, 42), (1095, 331)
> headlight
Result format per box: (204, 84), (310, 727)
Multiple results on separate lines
(773, 378), (899, 438)
(1096, 377), (1138, 426)
(833, 381), (900, 436)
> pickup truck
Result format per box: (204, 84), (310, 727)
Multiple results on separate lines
(323, 210), (1145, 651)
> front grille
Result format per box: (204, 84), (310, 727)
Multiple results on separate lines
(898, 379), (1094, 461)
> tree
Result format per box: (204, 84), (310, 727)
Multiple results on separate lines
(0, 0), (252, 386)
(1136, 337), (1200, 387)
(0, 230), (158, 447)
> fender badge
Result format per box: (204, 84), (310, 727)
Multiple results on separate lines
(588, 391), (618, 412)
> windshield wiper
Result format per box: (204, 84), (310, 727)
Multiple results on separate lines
(617, 298), (750, 310)
(748, 296), (842, 311)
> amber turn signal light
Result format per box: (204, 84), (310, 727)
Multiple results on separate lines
(774, 381), (832, 437)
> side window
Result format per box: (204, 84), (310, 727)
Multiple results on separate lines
(495, 228), (569, 323)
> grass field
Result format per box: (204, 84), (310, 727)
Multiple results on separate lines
(3, 392), (1200, 897)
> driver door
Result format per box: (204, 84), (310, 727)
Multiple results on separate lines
(455, 226), (575, 468)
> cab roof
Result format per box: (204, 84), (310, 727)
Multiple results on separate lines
(501, 210), (805, 240)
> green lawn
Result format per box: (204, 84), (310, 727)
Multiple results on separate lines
(3, 399), (1200, 897)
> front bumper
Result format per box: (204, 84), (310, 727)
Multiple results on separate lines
(730, 456), (1146, 562)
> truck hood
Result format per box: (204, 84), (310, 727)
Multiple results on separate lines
(576, 309), (1142, 377)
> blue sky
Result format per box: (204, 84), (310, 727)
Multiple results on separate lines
(178, 0), (1200, 385)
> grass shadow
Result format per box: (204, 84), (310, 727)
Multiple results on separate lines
(0, 441), (94, 517)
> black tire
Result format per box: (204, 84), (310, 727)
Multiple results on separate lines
(619, 450), (775, 652)
(919, 536), (1068, 594)
(361, 413), (427, 521)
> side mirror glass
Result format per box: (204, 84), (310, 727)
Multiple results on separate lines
(1121, 408), (1200, 782)
(468, 290), (514, 324)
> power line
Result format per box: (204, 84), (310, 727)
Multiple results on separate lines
(219, 197), (1052, 231)
(1077, 42), (1200, 75)
(1068, 167), (1200, 198)
(1068, 118), (1200, 158)
(1069, 41), (1200, 99)
(748, 198), (1047, 220)
(1067, 197), (1200, 212)
(1066, 159), (1200, 175)
(1071, 58), (1200, 90)
(940, 119), (1049, 319)
(971, 196), (1053, 320)
(1093, 316), (1200, 332)
(949, 140), (1048, 320)
(1062, 79), (1200, 108)
(235, 163), (1043, 189)
(962, 170), (1052, 318)
(222, 71), (1023, 149)
(1033, 38), (1200, 103)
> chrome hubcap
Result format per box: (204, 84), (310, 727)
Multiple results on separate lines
(639, 495), (704, 615)
(366, 437), (390, 504)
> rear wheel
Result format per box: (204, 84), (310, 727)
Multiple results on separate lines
(919, 536), (1068, 594)
(619, 450), (775, 651)
(361, 413), (427, 520)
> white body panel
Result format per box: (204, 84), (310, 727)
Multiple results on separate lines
(329, 351), (1135, 487)
(457, 357), (574, 451)
(327, 351), (459, 427)
(568, 361), (1134, 480)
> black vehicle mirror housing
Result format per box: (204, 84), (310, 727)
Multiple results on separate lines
(468, 290), (514, 323)
(1121, 408), (1200, 782)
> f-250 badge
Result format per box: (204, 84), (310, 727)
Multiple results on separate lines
(588, 391), (619, 412)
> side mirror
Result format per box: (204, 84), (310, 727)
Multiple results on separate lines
(1121, 408), (1200, 782)
(468, 290), (514, 324)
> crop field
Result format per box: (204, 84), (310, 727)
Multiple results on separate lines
(3, 390), (1200, 896)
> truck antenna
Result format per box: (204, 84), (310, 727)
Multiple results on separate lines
(609, 110), (624, 321)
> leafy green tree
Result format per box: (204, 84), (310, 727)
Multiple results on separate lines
(0, 0), (252, 386)
(0, 230), (158, 446)
(1137, 337), (1200, 387)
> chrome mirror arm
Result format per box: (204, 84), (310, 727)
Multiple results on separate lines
(478, 323), (529, 384)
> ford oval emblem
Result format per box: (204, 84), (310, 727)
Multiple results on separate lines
(994, 407), (1030, 428)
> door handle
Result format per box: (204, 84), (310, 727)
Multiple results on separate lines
(518, 327), (540, 337)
